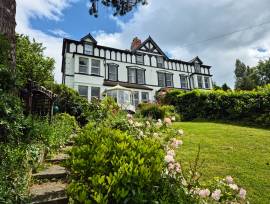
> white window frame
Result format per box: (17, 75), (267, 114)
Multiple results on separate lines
(157, 57), (164, 68)
(158, 72), (173, 87)
(108, 64), (118, 81)
(180, 75), (188, 89)
(79, 57), (89, 74)
(84, 44), (93, 55)
(141, 92), (149, 103)
(91, 87), (100, 99)
(78, 85), (88, 99)
(91, 59), (100, 75)
(204, 76), (210, 89)
(197, 76), (203, 88)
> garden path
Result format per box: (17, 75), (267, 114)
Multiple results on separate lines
(29, 139), (75, 204)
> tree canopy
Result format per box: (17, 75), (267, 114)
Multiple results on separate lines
(234, 58), (270, 90)
(89, 0), (148, 17)
(16, 34), (55, 87)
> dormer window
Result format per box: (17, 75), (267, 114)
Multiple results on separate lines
(84, 44), (93, 55)
(136, 54), (144, 65)
(157, 57), (164, 68)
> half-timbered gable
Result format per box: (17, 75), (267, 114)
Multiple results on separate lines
(61, 34), (213, 105)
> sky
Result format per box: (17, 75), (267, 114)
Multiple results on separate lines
(16, 0), (270, 87)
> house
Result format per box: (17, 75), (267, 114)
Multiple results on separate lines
(61, 33), (213, 106)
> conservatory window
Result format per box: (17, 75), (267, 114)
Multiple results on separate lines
(79, 57), (88, 74)
(132, 91), (139, 107)
(91, 59), (100, 75)
(141, 92), (149, 103)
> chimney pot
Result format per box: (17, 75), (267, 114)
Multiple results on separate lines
(131, 37), (141, 50)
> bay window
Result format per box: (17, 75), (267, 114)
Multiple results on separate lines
(158, 72), (173, 87)
(204, 76), (210, 89)
(91, 59), (100, 75)
(108, 64), (118, 81)
(91, 87), (100, 99)
(127, 67), (145, 84)
(197, 76), (203, 88)
(180, 75), (188, 89)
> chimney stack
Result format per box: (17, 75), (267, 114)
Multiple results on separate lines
(131, 37), (141, 51)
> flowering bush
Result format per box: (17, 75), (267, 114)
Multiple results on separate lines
(66, 101), (248, 203)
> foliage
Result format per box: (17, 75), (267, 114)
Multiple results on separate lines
(137, 103), (181, 121)
(89, 0), (148, 17)
(66, 100), (248, 203)
(213, 83), (231, 91)
(0, 90), (25, 143)
(16, 34), (55, 87)
(163, 88), (270, 126)
(234, 58), (270, 90)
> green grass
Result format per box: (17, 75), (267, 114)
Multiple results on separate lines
(173, 121), (270, 204)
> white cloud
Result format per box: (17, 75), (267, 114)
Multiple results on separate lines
(94, 0), (270, 87)
(15, 0), (78, 83)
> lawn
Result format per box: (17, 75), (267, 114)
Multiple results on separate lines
(173, 121), (270, 204)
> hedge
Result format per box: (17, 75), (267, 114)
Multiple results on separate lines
(163, 87), (270, 126)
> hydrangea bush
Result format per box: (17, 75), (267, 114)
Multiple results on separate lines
(66, 99), (248, 203)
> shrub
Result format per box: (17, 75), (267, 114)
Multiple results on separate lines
(66, 123), (165, 203)
(137, 103), (180, 121)
(163, 88), (270, 125)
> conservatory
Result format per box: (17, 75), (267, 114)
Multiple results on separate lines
(103, 85), (136, 112)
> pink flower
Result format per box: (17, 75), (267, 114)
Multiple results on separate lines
(168, 163), (174, 171)
(174, 162), (181, 173)
(198, 189), (210, 198)
(171, 138), (183, 149)
(167, 149), (175, 157)
(164, 117), (172, 125)
(165, 155), (175, 163)
(239, 188), (246, 200)
(229, 184), (238, 191)
(225, 176), (234, 184)
(211, 189), (221, 201)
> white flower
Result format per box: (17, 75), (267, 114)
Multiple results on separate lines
(239, 188), (246, 199)
(134, 122), (143, 127)
(211, 189), (221, 201)
(171, 116), (176, 121)
(229, 184), (238, 191)
(164, 155), (175, 163)
(145, 120), (151, 127)
(198, 189), (210, 198)
(127, 114), (133, 119)
(153, 133), (159, 137)
(225, 176), (234, 184)
(177, 129), (184, 136)
(128, 119), (133, 125)
(158, 119), (162, 123)
(156, 121), (162, 127)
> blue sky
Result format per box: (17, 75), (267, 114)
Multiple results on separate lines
(16, 0), (270, 86)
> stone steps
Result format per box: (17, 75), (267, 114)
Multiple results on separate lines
(30, 182), (68, 204)
(45, 153), (69, 164)
(32, 165), (68, 180)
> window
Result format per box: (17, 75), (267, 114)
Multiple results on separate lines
(197, 76), (203, 88)
(128, 68), (145, 84)
(180, 75), (188, 89)
(132, 91), (139, 107)
(91, 59), (100, 75)
(195, 63), (201, 73)
(78, 85), (88, 98)
(136, 54), (144, 65)
(158, 72), (174, 87)
(157, 57), (164, 68)
(91, 87), (100, 99)
(204, 77), (210, 89)
(84, 44), (93, 55)
(108, 64), (118, 81)
(141, 92), (149, 103)
(79, 57), (88, 74)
